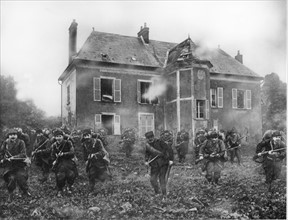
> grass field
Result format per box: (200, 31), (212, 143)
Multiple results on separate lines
(0, 140), (286, 219)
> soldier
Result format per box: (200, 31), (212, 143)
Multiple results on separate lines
(120, 128), (137, 157)
(82, 129), (111, 193)
(226, 127), (242, 165)
(31, 128), (52, 183)
(0, 129), (31, 202)
(15, 127), (31, 157)
(144, 131), (174, 197)
(198, 130), (227, 185)
(51, 129), (77, 197)
(194, 129), (207, 163)
(255, 130), (286, 185)
(175, 129), (189, 163)
(93, 128), (108, 148)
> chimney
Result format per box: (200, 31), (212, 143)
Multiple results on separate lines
(69, 19), (78, 63)
(235, 50), (243, 64)
(137, 22), (149, 44)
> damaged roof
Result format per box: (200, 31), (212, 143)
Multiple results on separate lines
(77, 31), (175, 67)
(74, 30), (261, 78)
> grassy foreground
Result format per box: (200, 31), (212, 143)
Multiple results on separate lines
(0, 142), (286, 219)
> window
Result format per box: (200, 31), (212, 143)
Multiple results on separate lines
(196, 100), (205, 119)
(210, 87), (223, 108)
(93, 77), (121, 102)
(67, 85), (70, 105)
(210, 89), (217, 107)
(137, 80), (159, 104)
(139, 113), (154, 137)
(232, 89), (252, 109)
(94, 113), (121, 135)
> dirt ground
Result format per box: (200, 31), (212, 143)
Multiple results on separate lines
(0, 142), (286, 219)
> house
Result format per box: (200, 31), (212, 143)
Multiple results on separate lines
(58, 20), (263, 141)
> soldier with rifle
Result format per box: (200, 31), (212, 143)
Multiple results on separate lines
(0, 129), (31, 202)
(226, 127), (243, 165)
(254, 130), (286, 185)
(31, 128), (52, 183)
(175, 129), (189, 163)
(193, 129), (207, 164)
(198, 130), (227, 185)
(81, 129), (111, 194)
(51, 129), (77, 197)
(15, 127), (31, 157)
(144, 131), (174, 198)
(120, 128), (137, 157)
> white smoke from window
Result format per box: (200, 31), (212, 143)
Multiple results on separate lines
(143, 76), (167, 101)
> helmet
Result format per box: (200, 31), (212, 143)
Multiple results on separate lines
(272, 130), (281, 138)
(208, 131), (218, 139)
(6, 129), (18, 137)
(53, 128), (64, 136)
(160, 130), (173, 143)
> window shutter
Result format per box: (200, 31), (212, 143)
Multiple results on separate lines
(139, 115), (146, 137)
(217, 87), (223, 108)
(246, 90), (251, 109)
(137, 81), (141, 103)
(210, 89), (213, 107)
(95, 114), (102, 130)
(114, 115), (121, 135)
(206, 100), (209, 119)
(114, 79), (121, 102)
(93, 78), (101, 101)
(232, 89), (237, 109)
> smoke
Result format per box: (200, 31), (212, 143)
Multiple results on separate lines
(193, 40), (218, 60)
(143, 76), (167, 101)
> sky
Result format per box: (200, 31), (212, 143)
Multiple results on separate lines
(1, 1), (287, 116)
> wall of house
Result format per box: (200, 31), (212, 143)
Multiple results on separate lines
(61, 69), (77, 127)
(210, 78), (262, 142)
(75, 65), (165, 135)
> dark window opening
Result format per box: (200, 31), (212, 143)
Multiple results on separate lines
(196, 100), (205, 119)
(211, 89), (216, 107)
(237, 90), (245, 109)
(101, 78), (113, 102)
(102, 114), (114, 135)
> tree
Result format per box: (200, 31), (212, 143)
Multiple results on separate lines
(0, 75), (48, 137)
(261, 72), (287, 132)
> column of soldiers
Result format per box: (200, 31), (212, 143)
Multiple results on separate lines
(0, 126), (286, 203)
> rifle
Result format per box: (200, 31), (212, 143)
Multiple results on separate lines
(195, 146), (239, 164)
(51, 141), (67, 172)
(257, 148), (286, 156)
(31, 139), (49, 160)
(1, 150), (31, 166)
(227, 136), (246, 147)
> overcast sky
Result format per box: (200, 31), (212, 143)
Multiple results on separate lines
(1, 1), (286, 116)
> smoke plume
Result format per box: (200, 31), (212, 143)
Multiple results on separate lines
(143, 76), (167, 101)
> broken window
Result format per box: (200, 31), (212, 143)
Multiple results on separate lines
(232, 89), (252, 109)
(101, 78), (113, 102)
(93, 77), (121, 102)
(137, 80), (159, 104)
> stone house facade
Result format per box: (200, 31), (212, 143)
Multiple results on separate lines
(58, 20), (263, 141)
